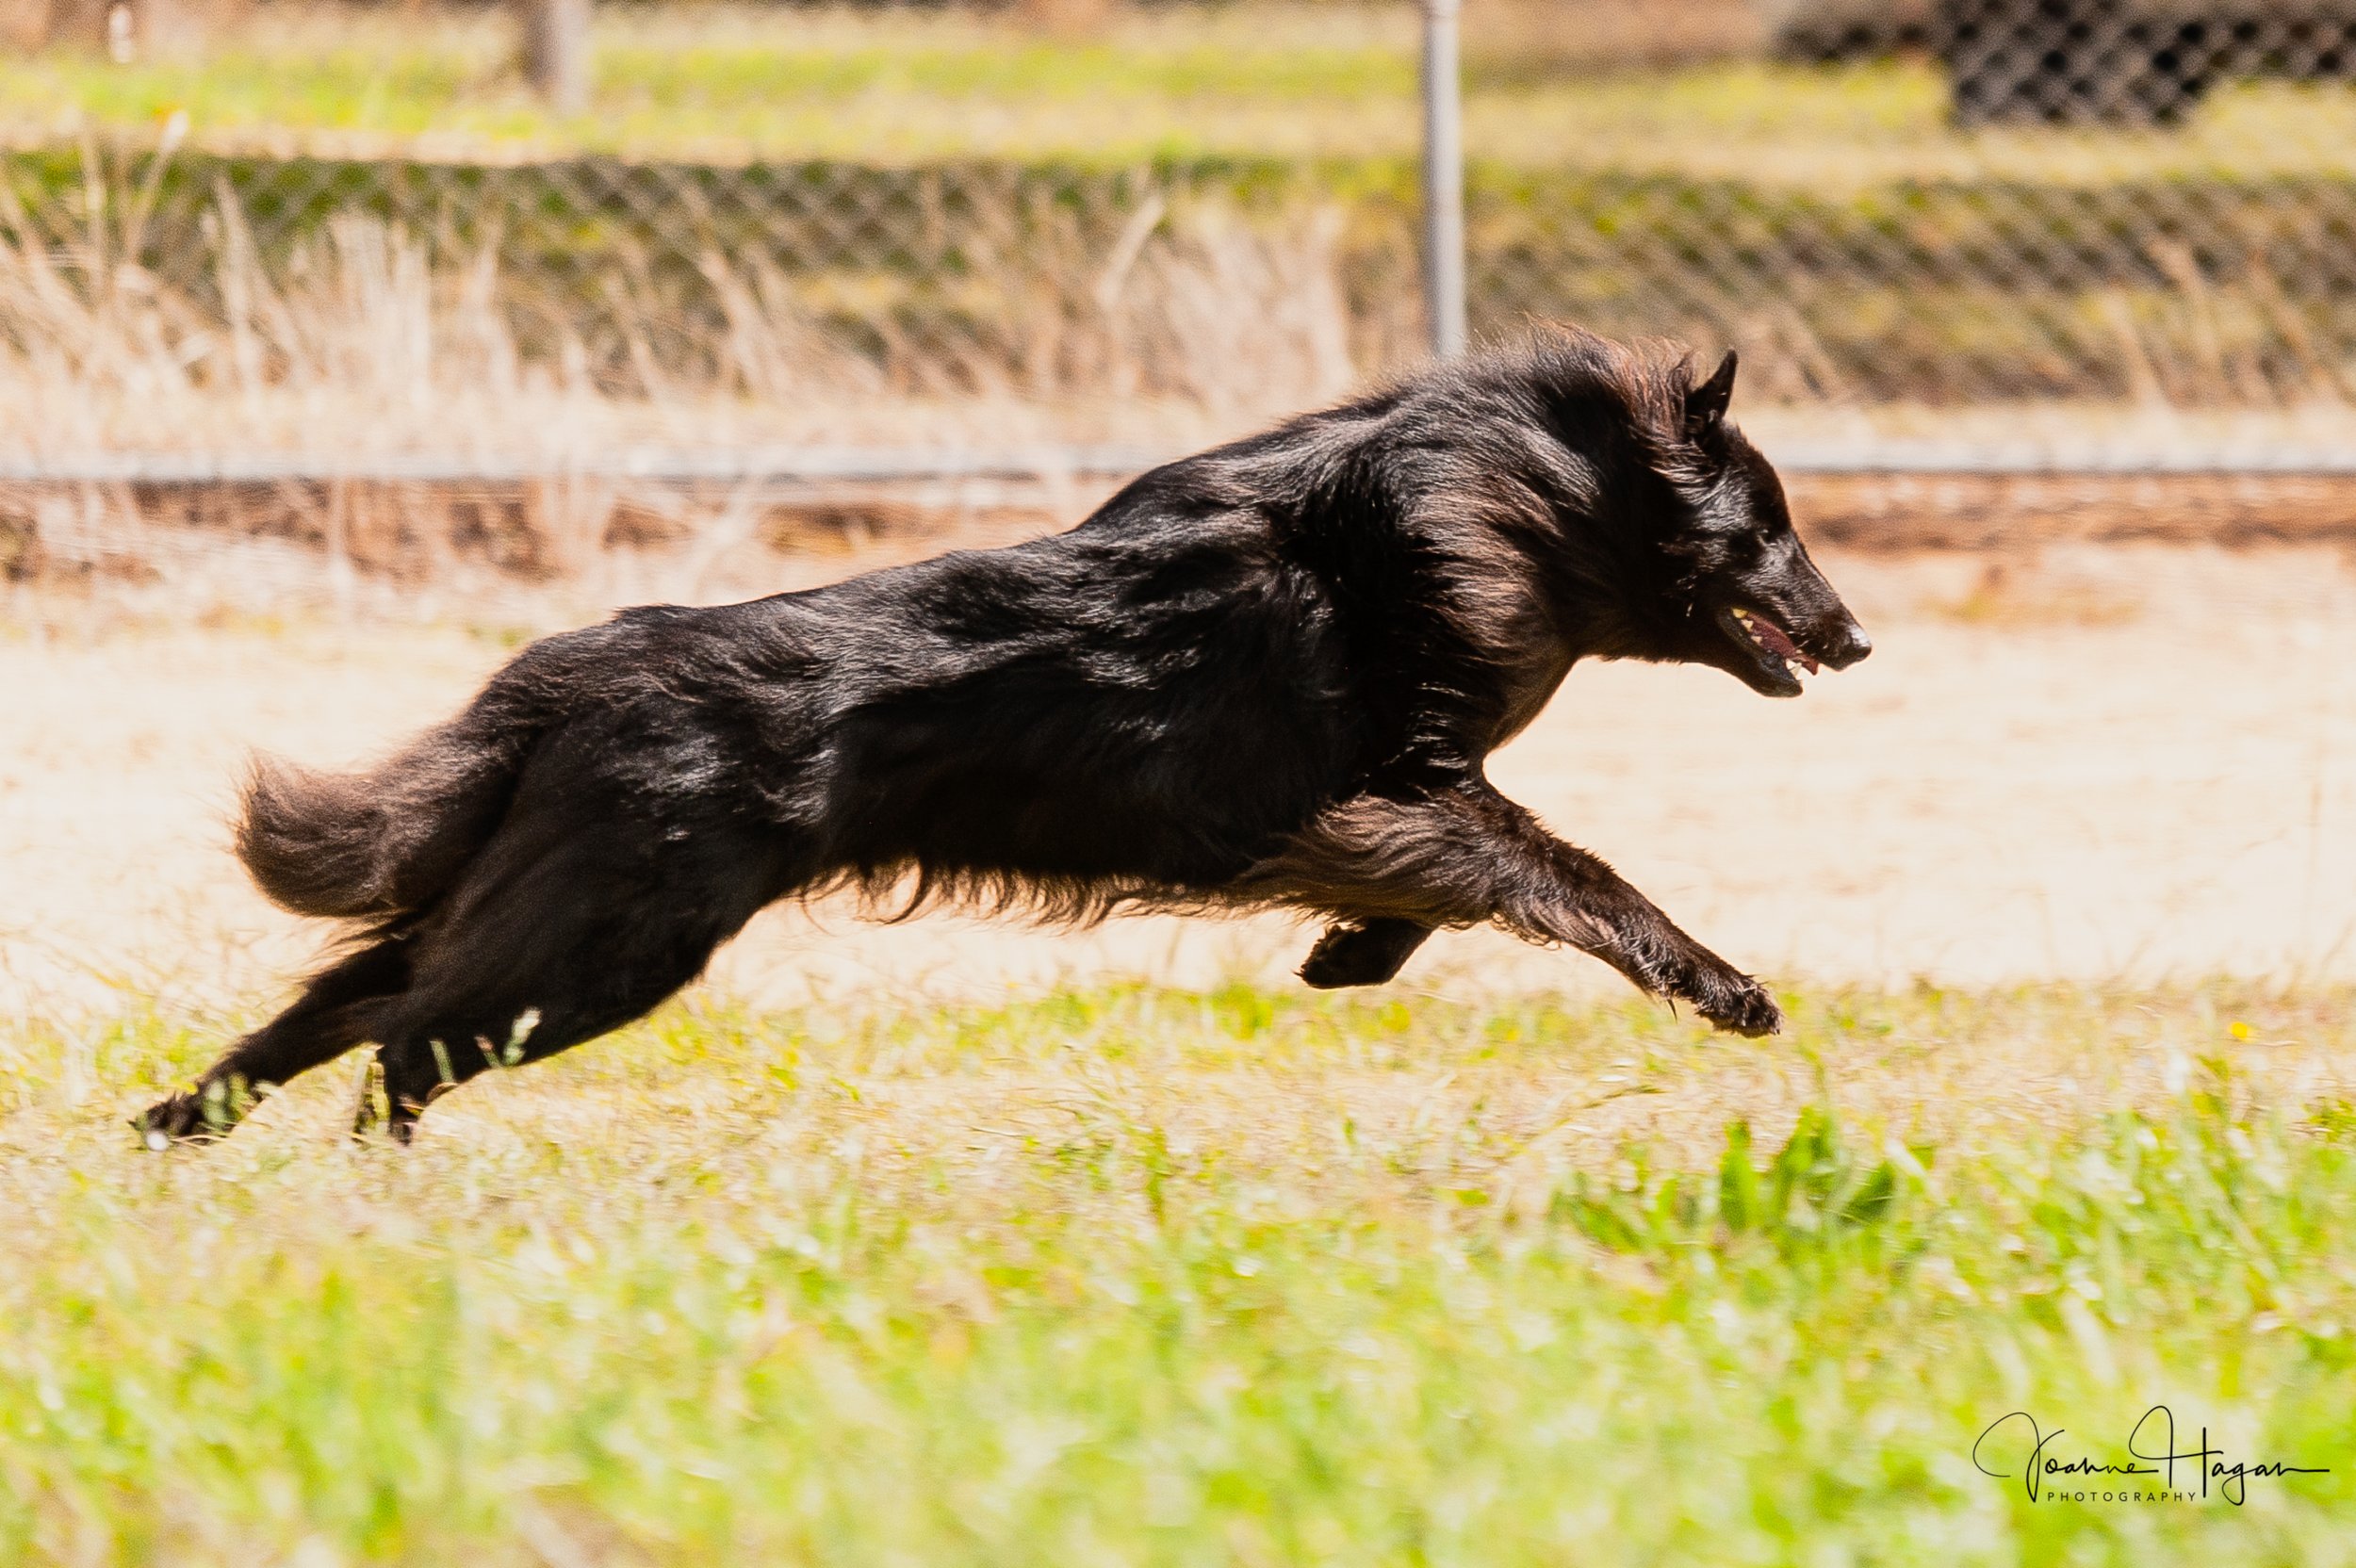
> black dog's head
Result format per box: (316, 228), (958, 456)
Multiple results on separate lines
(1614, 348), (1873, 697)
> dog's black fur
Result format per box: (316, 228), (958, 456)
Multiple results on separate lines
(140, 328), (1871, 1144)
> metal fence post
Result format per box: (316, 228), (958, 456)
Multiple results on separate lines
(1420, 0), (1467, 360)
(522, 0), (591, 115)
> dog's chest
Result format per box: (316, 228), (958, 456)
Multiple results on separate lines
(1487, 643), (1575, 748)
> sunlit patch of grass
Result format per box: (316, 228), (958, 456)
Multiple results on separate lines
(2, 983), (2353, 1562)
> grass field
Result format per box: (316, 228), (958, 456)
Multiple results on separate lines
(4, 4), (2353, 180)
(5, 981), (2354, 1563)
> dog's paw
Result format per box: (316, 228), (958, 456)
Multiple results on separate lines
(1299, 919), (1430, 989)
(133, 1091), (222, 1149)
(135, 1073), (266, 1148)
(1692, 971), (1783, 1037)
(1300, 924), (1386, 989)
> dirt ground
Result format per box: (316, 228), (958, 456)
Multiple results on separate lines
(6, 539), (2356, 1021)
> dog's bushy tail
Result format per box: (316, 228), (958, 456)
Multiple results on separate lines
(237, 700), (541, 921)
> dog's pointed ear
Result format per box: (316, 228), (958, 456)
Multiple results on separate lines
(1684, 349), (1737, 439)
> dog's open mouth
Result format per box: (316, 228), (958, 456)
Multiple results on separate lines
(1716, 606), (1817, 694)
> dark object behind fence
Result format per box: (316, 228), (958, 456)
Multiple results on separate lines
(1779, 1), (2356, 124)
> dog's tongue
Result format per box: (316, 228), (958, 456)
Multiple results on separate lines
(1750, 614), (1819, 674)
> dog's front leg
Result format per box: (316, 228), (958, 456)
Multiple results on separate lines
(1250, 784), (1780, 1036)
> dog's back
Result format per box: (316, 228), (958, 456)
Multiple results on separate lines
(241, 479), (1366, 941)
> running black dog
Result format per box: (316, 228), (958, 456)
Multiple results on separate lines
(142, 329), (1871, 1144)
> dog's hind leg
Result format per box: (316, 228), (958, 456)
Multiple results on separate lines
(139, 936), (414, 1144)
(365, 948), (726, 1144)
(358, 823), (784, 1141)
(1299, 918), (1432, 988)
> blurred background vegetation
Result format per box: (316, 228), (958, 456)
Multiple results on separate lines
(0, 1), (2345, 173)
(6, 3), (2356, 581)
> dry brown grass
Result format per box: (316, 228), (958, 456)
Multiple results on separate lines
(0, 170), (1380, 471)
(0, 171), (1385, 596)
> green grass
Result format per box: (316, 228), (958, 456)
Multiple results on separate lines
(5, 6), (2353, 179)
(3, 982), (2354, 1562)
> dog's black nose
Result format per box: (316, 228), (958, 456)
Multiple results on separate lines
(1830, 623), (1873, 667)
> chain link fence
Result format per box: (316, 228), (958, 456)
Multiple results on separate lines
(3, 3), (2355, 460)
(1740, 1), (2356, 403)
